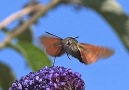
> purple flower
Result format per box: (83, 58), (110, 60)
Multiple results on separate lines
(9, 66), (85, 90)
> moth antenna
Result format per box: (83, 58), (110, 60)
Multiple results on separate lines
(45, 31), (62, 39)
(67, 54), (71, 60)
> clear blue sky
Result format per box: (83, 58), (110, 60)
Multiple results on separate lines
(0, 0), (129, 90)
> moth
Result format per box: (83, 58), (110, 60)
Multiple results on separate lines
(40, 32), (114, 65)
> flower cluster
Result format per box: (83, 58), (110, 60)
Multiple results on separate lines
(9, 66), (85, 90)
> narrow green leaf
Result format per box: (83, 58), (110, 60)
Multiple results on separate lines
(8, 42), (52, 71)
(0, 62), (15, 90)
(17, 26), (33, 43)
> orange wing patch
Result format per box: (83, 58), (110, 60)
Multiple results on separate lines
(78, 43), (114, 64)
(40, 35), (65, 56)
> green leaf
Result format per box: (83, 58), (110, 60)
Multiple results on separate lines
(17, 26), (33, 43)
(1, 27), (10, 33)
(8, 42), (52, 71)
(0, 62), (15, 90)
(82, 0), (129, 52)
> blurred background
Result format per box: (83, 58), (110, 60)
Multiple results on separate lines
(0, 0), (129, 90)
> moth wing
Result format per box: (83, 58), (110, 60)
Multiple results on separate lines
(40, 35), (65, 56)
(78, 43), (114, 64)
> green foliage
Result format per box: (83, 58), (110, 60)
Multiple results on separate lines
(1, 28), (10, 33)
(17, 25), (51, 71)
(0, 62), (15, 90)
(17, 42), (52, 71)
(8, 42), (52, 71)
(83, 0), (129, 52)
(17, 26), (33, 43)
(6, 25), (52, 72)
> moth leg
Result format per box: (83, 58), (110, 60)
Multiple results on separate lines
(67, 54), (71, 60)
(53, 47), (62, 66)
(53, 56), (57, 66)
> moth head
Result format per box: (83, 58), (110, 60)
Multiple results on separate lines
(62, 37), (78, 46)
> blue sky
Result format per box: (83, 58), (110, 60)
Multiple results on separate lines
(0, 0), (129, 90)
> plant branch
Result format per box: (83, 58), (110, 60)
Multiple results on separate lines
(66, 0), (129, 52)
(0, 4), (43, 29)
(82, 0), (129, 51)
(0, 0), (61, 49)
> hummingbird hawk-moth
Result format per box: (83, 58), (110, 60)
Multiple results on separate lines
(40, 32), (114, 65)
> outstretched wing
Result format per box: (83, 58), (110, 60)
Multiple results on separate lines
(78, 43), (114, 64)
(40, 35), (65, 57)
